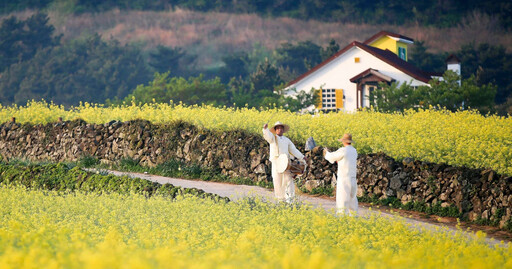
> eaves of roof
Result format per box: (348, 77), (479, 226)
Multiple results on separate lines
(350, 68), (394, 83)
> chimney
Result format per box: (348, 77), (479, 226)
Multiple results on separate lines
(446, 54), (461, 85)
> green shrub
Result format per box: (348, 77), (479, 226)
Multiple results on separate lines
(78, 155), (100, 168)
(0, 161), (228, 203)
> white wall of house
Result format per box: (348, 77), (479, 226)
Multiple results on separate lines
(447, 63), (461, 75)
(286, 46), (429, 112)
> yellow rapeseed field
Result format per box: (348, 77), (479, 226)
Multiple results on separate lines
(0, 186), (510, 268)
(1, 101), (511, 175)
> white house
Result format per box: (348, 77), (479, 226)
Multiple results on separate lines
(285, 31), (453, 112)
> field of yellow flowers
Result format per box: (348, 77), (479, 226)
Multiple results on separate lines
(0, 185), (510, 268)
(1, 101), (511, 175)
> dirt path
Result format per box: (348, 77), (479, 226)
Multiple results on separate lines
(100, 169), (510, 246)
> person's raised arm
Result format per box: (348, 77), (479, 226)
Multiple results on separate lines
(262, 123), (274, 143)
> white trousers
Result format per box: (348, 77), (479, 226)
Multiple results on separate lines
(337, 176), (358, 215)
(271, 163), (295, 203)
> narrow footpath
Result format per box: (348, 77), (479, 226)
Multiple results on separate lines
(101, 169), (510, 246)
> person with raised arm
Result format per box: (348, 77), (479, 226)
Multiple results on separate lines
(262, 121), (306, 203)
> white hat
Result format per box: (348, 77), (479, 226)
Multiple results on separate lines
(270, 121), (290, 134)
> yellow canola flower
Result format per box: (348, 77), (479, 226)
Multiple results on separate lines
(0, 101), (511, 175)
(0, 186), (510, 268)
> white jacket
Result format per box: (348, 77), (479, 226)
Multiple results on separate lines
(325, 145), (358, 178)
(262, 128), (304, 163)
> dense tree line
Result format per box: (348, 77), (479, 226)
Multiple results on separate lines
(0, 34), (151, 105)
(409, 42), (512, 109)
(370, 71), (497, 114)
(0, 14), (151, 105)
(0, 13), (510, 114)
(2, 0), (510, 29)
(0, 14), (323, 109)
(0, 13), (60, 73)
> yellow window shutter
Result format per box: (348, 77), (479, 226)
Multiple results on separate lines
(316, 89), (322, 109)
(335, 89), (344, 108)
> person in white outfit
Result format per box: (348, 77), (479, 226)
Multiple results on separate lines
(262, 121), (306, 203)
(324, 133), (358, 215)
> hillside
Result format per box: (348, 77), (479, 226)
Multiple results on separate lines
(3, 8), (511, 69)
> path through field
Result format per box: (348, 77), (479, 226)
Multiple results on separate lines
(100, 169), (510, 246)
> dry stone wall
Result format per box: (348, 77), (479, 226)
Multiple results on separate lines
(1, 119), (511, 228)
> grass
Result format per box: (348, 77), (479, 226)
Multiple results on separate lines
(78, 155), (273, 188)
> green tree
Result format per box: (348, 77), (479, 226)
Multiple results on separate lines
(250, 59), (282, 92)
(0, 13), (61, 72)
(148, 45), (196, 77)
(408, 41), (446, 73)
(226, 60), (281, 109)
(278, 87), (319, 112)
(457, 43), (512, 104)
(227, 76), (258, 107)
(0, 34), (150, 105)
(274, 41), (322, 76)
(219, 52), (249, 83)
(370, 80), (419, 113)
(371, 71), (496, 113)
(226, 60), (317, 111)
(125, 72), (227, 106)
(320, 39), (340, 61)
(0, 16), (24, 72)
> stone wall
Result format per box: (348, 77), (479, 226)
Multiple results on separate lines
(1, 119), (511, 228)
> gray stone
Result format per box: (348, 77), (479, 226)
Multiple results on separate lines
(389, 174), (402, 190)
(250, 153), (262, 169)
(402, 157), (414, 166)
(384, 189), (395, 198)
(305, 137), (316, 151)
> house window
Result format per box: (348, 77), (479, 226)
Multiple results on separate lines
(321, 88), (336, 109)
(398, 47), (406, 60)
(318, 88), (344, 110)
